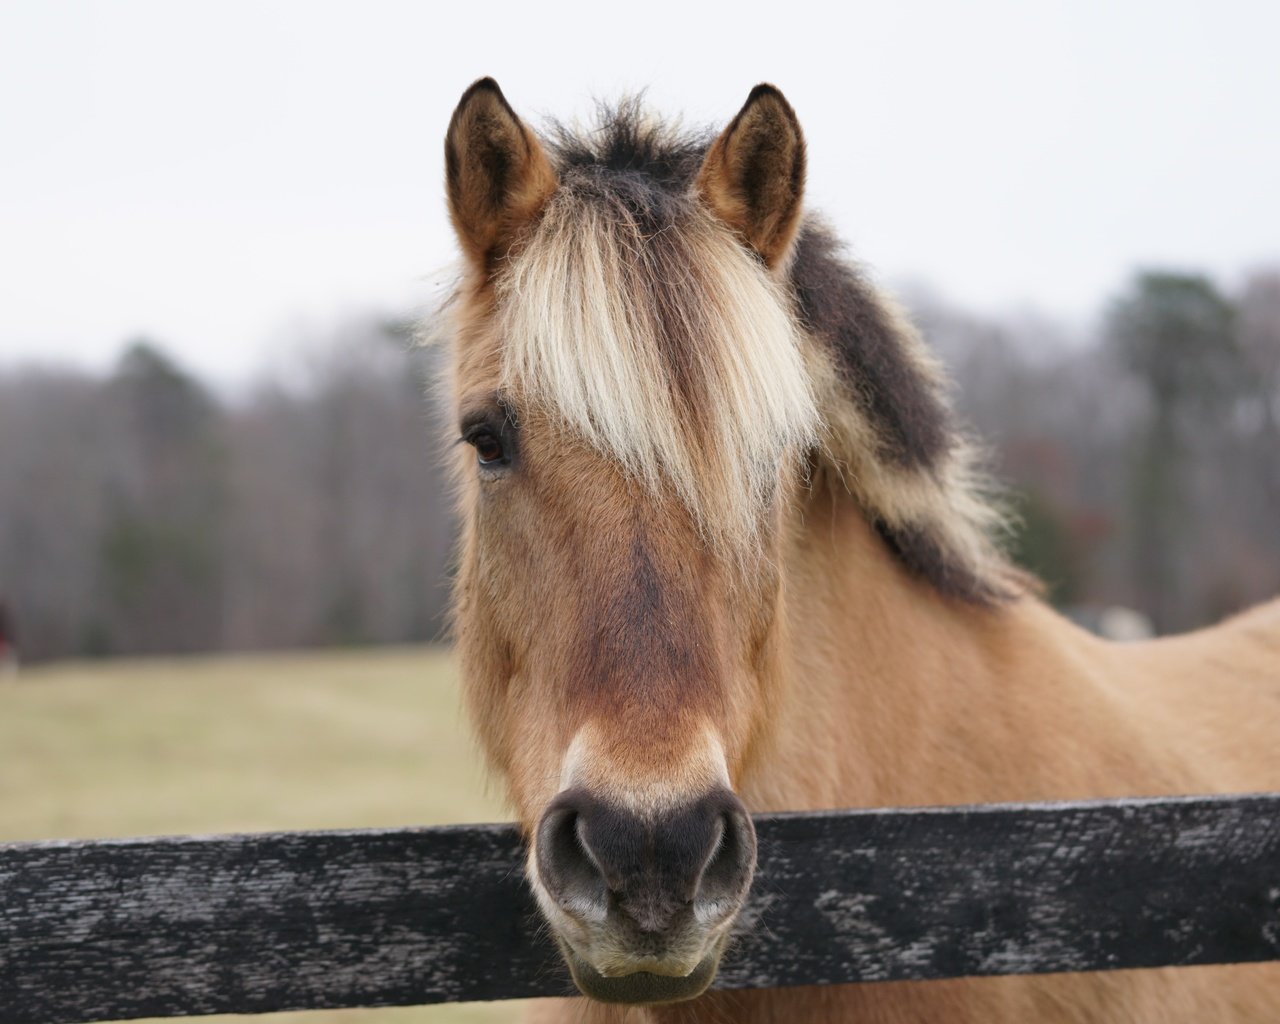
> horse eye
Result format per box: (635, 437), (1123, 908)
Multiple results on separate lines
(469, 430), (506, 467)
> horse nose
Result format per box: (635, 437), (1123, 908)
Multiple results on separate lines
(535, 787), (757, 934)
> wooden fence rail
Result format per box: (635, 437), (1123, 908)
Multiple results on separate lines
(2, 793), (1279, 1024)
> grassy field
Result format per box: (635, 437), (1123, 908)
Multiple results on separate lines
(0, 647), (529, 1024)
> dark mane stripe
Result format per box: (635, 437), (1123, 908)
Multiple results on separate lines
(545, 98), (711, 185)
(874, 519), (1010, 605)
(790, 223), (952, 470)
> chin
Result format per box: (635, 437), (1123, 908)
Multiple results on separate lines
(562, 942), (725, 1005)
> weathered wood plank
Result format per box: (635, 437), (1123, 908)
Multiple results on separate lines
(1, 794), (1278, 1024)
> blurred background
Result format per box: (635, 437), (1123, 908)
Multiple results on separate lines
(1, 2), (1277, 1020)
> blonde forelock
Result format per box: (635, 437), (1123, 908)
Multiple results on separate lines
(495, 178), (819, 552)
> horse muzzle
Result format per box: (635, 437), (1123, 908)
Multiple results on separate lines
(531, 785), (757, 1004)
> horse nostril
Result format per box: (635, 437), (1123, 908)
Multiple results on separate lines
(693, 802), (757, 921)
(535, 800), (609, 920)
(535, 787), (757, 932)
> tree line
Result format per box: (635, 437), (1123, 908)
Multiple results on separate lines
(921, 268), (1279, 632)
(0, 269), (1276, 662)
(0, 322), (453, 662)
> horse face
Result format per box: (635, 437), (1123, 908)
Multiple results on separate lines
(443, 79), (809, 1003)
(451, 398), (776, 1000)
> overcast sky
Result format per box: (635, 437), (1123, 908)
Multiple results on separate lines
(2, 0), (1278, 385)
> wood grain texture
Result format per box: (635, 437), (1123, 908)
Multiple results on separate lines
(2, 794), (1278, 1024)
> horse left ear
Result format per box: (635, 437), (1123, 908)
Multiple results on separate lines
(445, 78), (558, 270)
(696, 84), (806, 269)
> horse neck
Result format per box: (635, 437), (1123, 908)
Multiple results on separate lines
(741, 484), (1184, 813)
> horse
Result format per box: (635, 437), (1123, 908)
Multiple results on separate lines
(437, 78), (1280, 1022)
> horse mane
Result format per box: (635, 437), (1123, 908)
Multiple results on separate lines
(788, 222), (1021, 603)
(497, 101), (819, 554)
(489, 100), (1020, 602)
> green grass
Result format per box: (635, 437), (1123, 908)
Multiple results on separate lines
(0, 647), (528, 1024)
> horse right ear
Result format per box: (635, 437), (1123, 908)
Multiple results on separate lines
(696, 84), (806, 270)
(445, 78), (557, 270)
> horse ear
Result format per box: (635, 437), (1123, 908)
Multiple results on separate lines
(696, 84), (806, 269)
(445, 78), (557, 269)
